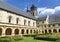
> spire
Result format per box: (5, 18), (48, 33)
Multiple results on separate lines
(26, 3), (30, 12)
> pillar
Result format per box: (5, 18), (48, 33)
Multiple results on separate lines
(24, 29), (26, 35)
(19, 29), (21, 35)
(57, 29), (59, 33)
(47, 29), (49, 33)
(51, 29), (53, 33)
(29, 29), (30, 34)
(12, 29), (15, 36)
(32, 29), (34, 34)
(2, 28), (5, 36)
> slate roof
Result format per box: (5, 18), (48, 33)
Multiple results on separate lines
(0, 1), (36, 20)
(48, 14), (60, 23)
(37, 16), (47, 21)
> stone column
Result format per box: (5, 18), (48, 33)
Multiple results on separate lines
(32, 29), (34, 34)
(51, 29), (53, 33)
(57, 29), (59, 33)
(2, 28), (5, 36)
(43, 30), (45, 34)
(40, 30), (42, 34)
(24, 29), (26, 35)
(47, 29), (49, 33)
(12, 29), (15, 36)
(38, 30), (40, 34)
(29, 29), (30, 35)
(19, 29), (21, 35)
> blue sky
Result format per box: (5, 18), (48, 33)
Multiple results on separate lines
(1, 0), (60, 17)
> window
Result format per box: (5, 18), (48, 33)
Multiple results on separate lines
(44, 25), (46, 27)
(28, 21), (30, 26)
(48, 25), (50, 27)
(24, 20), (26, 25)
(58, 24), (60, 26)
(8, 16), (12, 23)
(33, 12), (34, 16)
(16, 18), (19, 24)
(42, 21), (44, 23)
(37, 22), (39, 24)
(37, 26), (39, 27)
(53, 24), (55, 27)
(33, 22), (35, 26)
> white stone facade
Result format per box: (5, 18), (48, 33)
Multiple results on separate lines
(0, 10), (36, 27)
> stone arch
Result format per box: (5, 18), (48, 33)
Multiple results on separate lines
(26, 29), (29, 34)
(49, 29), (51, 33)
(0, 28), (2, 35)
(34, 30), (35, 33)
(5, 28), (12, 35)
(59, 29), (60, 32)
(15, 29), (19, 35)
(21, 29), (24, 34)
(42, 31), (44, 33)
(45, 30), (47, 34)
(53, 29), (57, 33)
(30, 30), (32, 34)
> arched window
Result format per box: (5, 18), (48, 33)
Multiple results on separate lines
(5, 28), (12, 35)
(53, 29), (57, 33)
(45, 30), (47, 34)
(8, 16), (12, 23)
(16, 18), (19, 24)
(33, 12), (34, 16)
(15, 29), (19, 35)
(30, 30), (32, 34)
(59, 29), (60, 32)
(49, 30), (51, 33)
(0, 28), (2, 35)
(21, 29), (24, 34)
(26, 29), (29, 34)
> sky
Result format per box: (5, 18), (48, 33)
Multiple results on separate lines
(1, 0), (60, 17)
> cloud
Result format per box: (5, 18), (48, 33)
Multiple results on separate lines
(37, 7), (46, 14)
(37, 8), (55, 15)
(37, 6), (60, 17)
(41, 9), (55, 14)
(55, 6), (60, 11)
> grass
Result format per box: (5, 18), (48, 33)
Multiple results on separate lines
(15, 37), (53, 42)
(0, 34), (55, 42)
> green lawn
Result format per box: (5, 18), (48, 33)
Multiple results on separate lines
(15, 37), (53, 42)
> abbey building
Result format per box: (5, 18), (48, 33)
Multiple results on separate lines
(0, 1), (60, 37)
(0, 1), (41, 37)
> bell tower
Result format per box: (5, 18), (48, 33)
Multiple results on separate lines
(30, 4), (38, 18)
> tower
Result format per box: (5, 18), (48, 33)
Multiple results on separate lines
(30, 4), (38, 18)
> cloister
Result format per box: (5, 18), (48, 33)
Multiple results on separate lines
(0, 25), (60, 37)
(42, 28), (60, 34)
(0, 24), (41, 37)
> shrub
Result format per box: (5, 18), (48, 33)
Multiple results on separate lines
(0, 35), (23, 42)
(55, 39), (60, 42)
